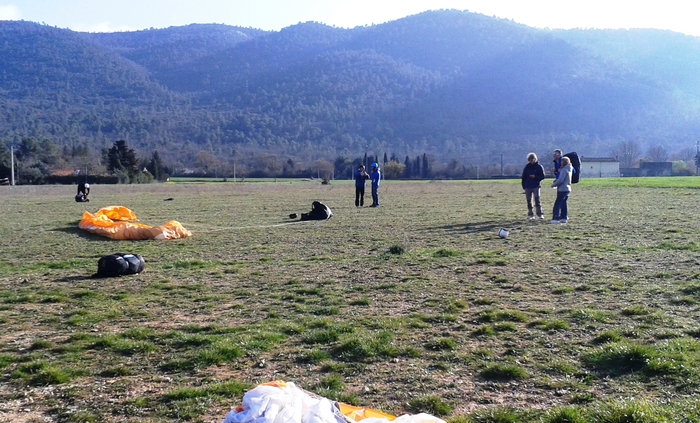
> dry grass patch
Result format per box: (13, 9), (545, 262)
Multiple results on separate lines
(3, 180), (700, 421)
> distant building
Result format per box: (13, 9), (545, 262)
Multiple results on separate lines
(639, 161), (672, 176)
(581, 157), (620, 178)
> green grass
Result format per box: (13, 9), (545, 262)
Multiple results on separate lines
(425, 337), (458, 350)
(581, 177), (700, 188)
(3, 179), (700, 421)
(332, 331), (399, 362)
(480, 364), (528, 381)
(408, 396), (453, 417)
(528, 319), (569, 331)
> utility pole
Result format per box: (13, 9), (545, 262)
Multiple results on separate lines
(10, 145), (15, 186)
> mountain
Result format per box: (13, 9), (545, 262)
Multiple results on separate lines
(0, 21), (177, 103)
(1, 10), (699, 173)
(87, 24), (267, 85)
(555, 28), (700, 97)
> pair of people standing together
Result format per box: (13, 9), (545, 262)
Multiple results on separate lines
(354, 163), (381, 207)
(521, 149), (572, 224)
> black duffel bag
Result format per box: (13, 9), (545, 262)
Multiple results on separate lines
(96, 253), (145, 277)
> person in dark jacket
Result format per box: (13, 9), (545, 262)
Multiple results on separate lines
(300, 201), (333, 221)
(77, 182), (90, 197)
(76, 182), (90, 202)
(521, 153), (546, 220)
(353, 165), (370, 207)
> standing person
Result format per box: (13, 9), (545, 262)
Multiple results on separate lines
(369, 163), (381, 207)
(552, 149), (563, 179)
(550, 156), (572, 224)
(353, 165), (369, 207)
(521, 153), (545, 220)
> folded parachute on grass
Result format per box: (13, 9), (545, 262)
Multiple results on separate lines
(221, 381), (445, 423)
(79, 206), (192, 240)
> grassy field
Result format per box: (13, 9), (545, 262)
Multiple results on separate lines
(2, 178), (700, 423)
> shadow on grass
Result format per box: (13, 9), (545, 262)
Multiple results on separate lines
(55, 275), (96, 283)
(52, 222), (113, 241)
(422, 220), (524, 235)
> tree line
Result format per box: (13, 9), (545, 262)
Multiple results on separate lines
(3, 136), (695, 185)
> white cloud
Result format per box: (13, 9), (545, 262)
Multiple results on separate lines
(0, 4), (21, 20)
(71, 22), (135, 33)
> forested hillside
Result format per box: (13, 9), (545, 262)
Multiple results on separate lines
(1, 10), (699, 181)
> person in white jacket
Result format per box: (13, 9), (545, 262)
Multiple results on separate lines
(550, 156), (572, 224)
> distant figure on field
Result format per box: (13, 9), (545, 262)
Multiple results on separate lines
(300, 201), (333, 221)
(354, 165), (370, 207)
(552, 149), (563, 179)
(77, 182), (90, 197)
(76, 182), (90, 202)
(550, 156), (572, 224)
(521, 152), (545, 220)
(369, 163), (381, 207)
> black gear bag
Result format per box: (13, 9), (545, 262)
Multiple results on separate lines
(564, 152), (581, 184)
(96, 253), (145, 277)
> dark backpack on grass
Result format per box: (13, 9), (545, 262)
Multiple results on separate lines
(96, 253), (145, 277)
(564, 152), (581, 184)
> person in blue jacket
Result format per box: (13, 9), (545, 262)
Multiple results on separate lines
(369, 163), (381, 207)
(552, 149), (563, 179)
(521, 153), (545, 220)
(353, 165), (370, 207)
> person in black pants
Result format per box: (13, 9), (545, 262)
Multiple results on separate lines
(521, 153), (545, 220)
(353, 165), (369, 207)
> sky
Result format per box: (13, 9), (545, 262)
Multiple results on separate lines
(1, 0), (699, 36)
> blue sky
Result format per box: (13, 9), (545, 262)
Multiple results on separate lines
(1, 0), (699, 36)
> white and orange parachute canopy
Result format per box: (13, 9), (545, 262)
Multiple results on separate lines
(79, 206), (192, 240)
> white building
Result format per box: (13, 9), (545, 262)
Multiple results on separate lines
(581, 157), (620, 178)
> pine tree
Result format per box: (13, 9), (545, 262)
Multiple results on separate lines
(383, 152), (388, 164)
(0, 143), (11, 179)
(147, 150), (166, 181)
(404, 156), (412, 178)
(106, 140), (139, 183)
(422, 153), (430, 178)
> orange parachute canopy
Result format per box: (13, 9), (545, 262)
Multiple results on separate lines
(79, 206), (192, 240)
